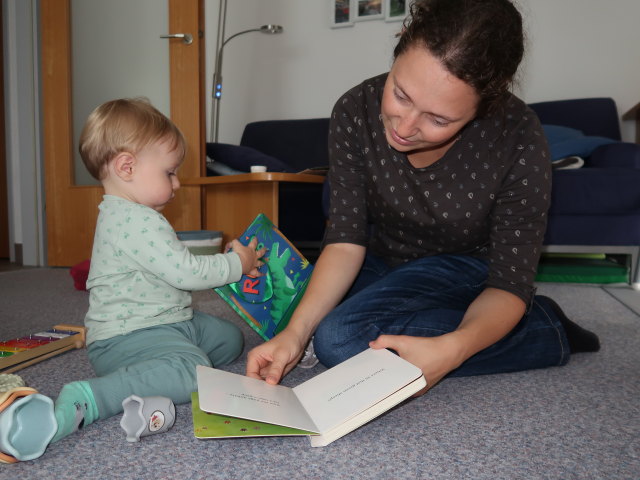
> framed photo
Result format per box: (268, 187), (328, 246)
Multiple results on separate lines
(331, 0), (354, 28)
(355, 0), (384, 22)
(385, 0), (409, 22)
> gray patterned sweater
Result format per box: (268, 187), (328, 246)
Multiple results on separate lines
(324, 73), (551, 304)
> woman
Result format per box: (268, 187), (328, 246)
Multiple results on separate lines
(246, 0), (599, 393)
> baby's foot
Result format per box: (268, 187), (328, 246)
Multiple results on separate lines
(52, 381), (98, 443)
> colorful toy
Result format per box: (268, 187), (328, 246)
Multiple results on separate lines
(0, 386), (57, 463)
(0, 324), (86, 374)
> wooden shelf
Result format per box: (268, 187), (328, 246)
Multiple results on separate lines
(181, 172), (325, 186)
(622, 102), (640, 143)
(181, 173), (325, 244)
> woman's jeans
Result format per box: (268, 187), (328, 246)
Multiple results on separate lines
(313, 254), (570, 377)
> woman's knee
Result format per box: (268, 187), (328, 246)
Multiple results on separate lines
(313, 313), (372, 368)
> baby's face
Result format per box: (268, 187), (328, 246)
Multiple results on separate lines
(129, 138), (183, 211)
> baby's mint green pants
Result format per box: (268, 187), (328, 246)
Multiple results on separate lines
(86, 311), (243, 419)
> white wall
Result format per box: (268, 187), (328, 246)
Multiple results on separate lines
(205, 0), (640, 144)
(205, 0), (404, 144)
(517, 0), (640, 142)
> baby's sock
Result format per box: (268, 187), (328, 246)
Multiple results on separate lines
(537, 295), (601, 353)
(51, 381), (99, 443)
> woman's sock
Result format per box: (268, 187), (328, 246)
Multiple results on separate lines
(51, 381), (99, 443)
(537, 295), (601, 353)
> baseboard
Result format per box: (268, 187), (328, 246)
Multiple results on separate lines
(14, 242), (22, 265)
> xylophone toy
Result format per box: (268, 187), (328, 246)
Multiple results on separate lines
(0, 324), (86, 374)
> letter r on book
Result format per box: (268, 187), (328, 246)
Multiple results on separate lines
(243, 278), (260, 295)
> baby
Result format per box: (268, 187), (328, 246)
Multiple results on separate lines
(49, 98), (264, 445)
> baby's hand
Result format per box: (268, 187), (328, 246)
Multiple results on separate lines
(229, 237), (266, 277)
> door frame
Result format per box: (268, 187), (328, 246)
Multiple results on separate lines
(41, 0), (205, 266)
(0, 4), (8, 260)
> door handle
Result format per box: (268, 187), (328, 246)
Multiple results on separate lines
(160, 33), (193, 45)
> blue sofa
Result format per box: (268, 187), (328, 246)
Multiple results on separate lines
(206, 98), (640, 285)
(206, 119), (330, 261)
(529, 98), (640, 285)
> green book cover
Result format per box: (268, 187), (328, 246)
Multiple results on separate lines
(191, 392), (315, 439)
(214, 214), (314, 341)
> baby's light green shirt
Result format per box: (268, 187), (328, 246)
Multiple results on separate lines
(85, 195), (242, 345)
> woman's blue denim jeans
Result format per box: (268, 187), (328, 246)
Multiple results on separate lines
(313, 254), (570, 377)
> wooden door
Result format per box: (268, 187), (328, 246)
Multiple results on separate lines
(41, 0), (205, 266)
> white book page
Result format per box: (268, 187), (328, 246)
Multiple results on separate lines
(196, 365), (319, 433)
(293, 348), (423, 433)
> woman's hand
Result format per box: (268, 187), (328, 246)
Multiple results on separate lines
(369, 333), (465, 396)
(246, 242), (367, 385)
(246, 329), (308, 385)
(370, 288), (526, 396)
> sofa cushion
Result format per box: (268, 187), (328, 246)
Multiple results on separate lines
(543, 125), (616, 161)
(549, 168), (640, 215)
(205, 143), (295, 173)
(588, 142), (640, 169)
(544, 213), (640, 246)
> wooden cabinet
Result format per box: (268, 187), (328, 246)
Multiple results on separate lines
(181, 173), (326, 254)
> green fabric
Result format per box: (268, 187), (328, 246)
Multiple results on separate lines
(536, 257), (629, 284)
(85, 195), (242, 345)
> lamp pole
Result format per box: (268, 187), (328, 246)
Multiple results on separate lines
(210, 2), (283, 143)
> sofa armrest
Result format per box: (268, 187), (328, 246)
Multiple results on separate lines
(588, 142), (640, 169)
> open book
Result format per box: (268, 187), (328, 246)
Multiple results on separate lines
(195, 348), (426, 447)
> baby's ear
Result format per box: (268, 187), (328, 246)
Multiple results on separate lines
(112, 152), (135, 181)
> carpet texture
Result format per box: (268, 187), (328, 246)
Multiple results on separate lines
(0, 268), (638, 480)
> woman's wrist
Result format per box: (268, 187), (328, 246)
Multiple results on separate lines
(282, 318), (315, 348)
(439, 331), (472, 371)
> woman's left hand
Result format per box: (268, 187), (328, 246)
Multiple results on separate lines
(369, 333), (465, 396)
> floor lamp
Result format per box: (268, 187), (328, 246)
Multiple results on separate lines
(209, 0), (283, 143)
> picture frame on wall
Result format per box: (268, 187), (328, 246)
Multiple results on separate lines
(385, 0), (409, 22)
(331, 0), (354, 28)
(355, 0), (384, 22)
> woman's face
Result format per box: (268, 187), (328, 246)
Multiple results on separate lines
(381, 45), (480, 155)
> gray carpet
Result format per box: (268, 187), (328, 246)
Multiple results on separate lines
(1, 268), (638, 480)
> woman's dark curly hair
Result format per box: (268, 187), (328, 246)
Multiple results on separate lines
(394, 0), (524, 117)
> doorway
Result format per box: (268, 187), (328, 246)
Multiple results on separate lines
(41, 0), (205, 266)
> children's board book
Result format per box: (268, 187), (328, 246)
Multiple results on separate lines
(214, 213), (313, 341)
(194, 348), (427, 447)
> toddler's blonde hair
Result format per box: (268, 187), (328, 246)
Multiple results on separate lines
(79, 98), (186, 180)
